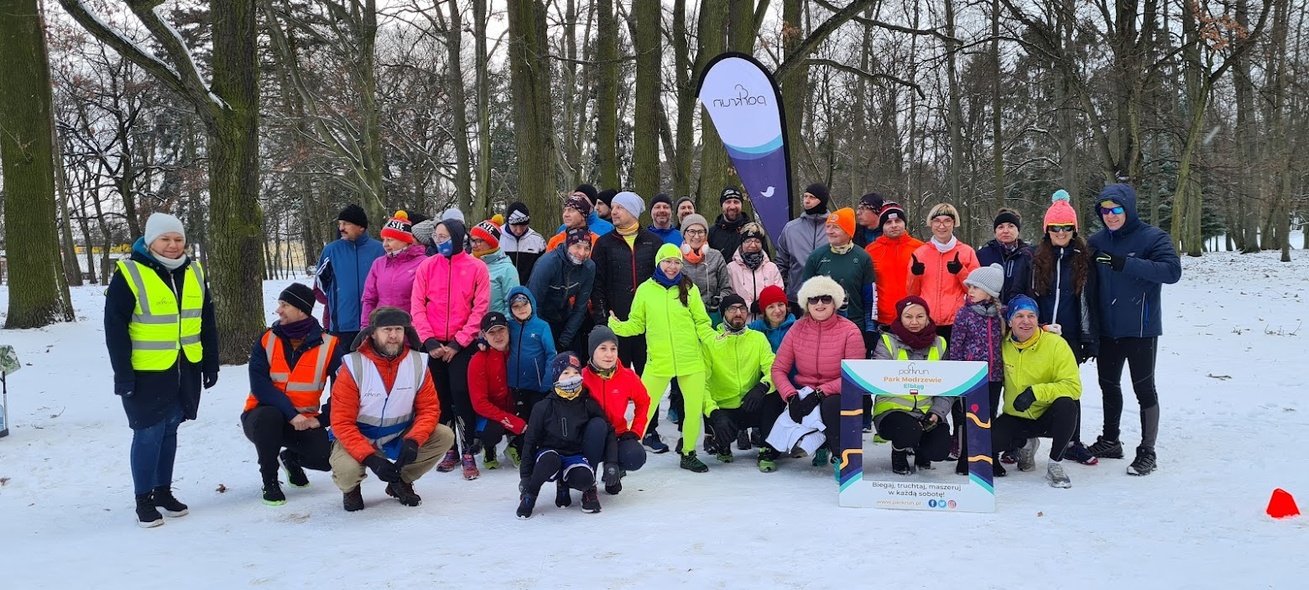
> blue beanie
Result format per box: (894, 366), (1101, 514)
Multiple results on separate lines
(548, 352), (581, 384)
(1005, 295), (1039, 322)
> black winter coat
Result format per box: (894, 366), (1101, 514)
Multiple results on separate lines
(104, 248), (219, 429)
(589, 228), (662, 322)
(519, 390), (616, 478)
(977, 239), (1035, 306)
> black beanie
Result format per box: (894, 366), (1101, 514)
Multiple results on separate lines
(803, 183), (830, 214)
(337, 204), (369, 228)
(651, 193), (673, 209)
(994, 208), (1022, 231)
(279, 283), (316, 317)
(575, 184), (599, 204)
(597, 189), (618, 207)
(720, 186), (744, 205)
(859, 192), (885, 211)
(506, 201), (530, 225)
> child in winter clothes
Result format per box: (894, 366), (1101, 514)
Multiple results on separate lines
(517, 353), (618, 519)
(582, 326), (650, 494)
(871, 296), (952, 474)
(946, 263), (1006, 474)
(504, 287), (556, 442)
(467, 312), (527, 478)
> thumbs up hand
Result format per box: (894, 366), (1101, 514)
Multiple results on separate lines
(910, 254), (925, 276)
(946, 253), (963, 275)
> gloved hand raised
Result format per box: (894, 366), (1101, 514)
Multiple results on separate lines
(946, 253), (963, 275)
(910, 254), (925, 276)
(1095, 251), (1126, 271)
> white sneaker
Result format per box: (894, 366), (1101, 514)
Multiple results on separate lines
(1017, 438), (1040, 472)
(1046, 461), (1072, 488)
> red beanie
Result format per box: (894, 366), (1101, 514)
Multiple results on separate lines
(381, 211), (415, 244)
(470, 220), (502, 251)
(757, 285), (788, 312)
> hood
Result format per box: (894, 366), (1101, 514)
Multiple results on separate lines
(438, 219), (468, 257)
(714, 213), (746, 231)
(1097, 183), (1142, 234)
(506, 285), (540, 321)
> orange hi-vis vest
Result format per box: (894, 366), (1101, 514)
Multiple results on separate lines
(244, 330), (340, 416)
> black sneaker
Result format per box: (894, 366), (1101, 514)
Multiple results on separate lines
(994, 461), (1008, 477)
(385, 481), (422, 506)
(915, 453), (933, 471)
(555, 481), (572, 507)
(343, 487), (365, 512)
(516, 493), (537, 519)
(580, 486), (602, 513)
(891, 450), (911, 475)
(135, 493), (164, 528)
(643, 432), (670, 454)
(1127, 446), (1157, 476)
(680, 451), (709, 473)
(280, 450), (310, 488)
(262, 479), (287, 506)
(151, 486), (189, 517)
(1088, 435), (1125, 459)
(737, 431), (752, 451)
(750, 428), (764, 448)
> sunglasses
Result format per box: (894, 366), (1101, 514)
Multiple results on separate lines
(807, 295), (834, 305)
(1047, 225), (1076, 234)
(1099, 201), (1125, 216)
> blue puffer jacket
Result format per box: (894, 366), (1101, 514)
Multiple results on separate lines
(1087, 184), (1182, 339)
(316, 234), (386, 333)
(505, 286), (557, 393)
(748, 314), (796, 353)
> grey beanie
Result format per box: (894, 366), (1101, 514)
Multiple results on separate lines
(964, 263), (1005, 299)
(611, 191), (646, 219)
(144, 212), (185, 246)
(680, 213), (709, 234)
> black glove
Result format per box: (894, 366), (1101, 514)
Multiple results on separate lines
(787, 392), (823, 423)
(910, 254), (925, 276)
(203, 371), (218, 389)
(362, 454), (402, 483)
(709, 410), (738, 448)
(1095, 251), (1126, 271)
(1013, 387), (1037, 412)
(114, 382), (134, 398)
(740, 384), (768, 414)
(423, 338), (443, 353)
(618, 431), (639, 442)
(396, 438), (420, 469)
(946, 253), (963, 274)
(602, 463), (622, 488)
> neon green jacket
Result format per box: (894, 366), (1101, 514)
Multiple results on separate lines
(609, 277), (716, 377)
(1001, 329), (1082, 420)
(701, 326), (775, 412)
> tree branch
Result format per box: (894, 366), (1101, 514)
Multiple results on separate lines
(775, 0), (881, 82)
(806, 58), (925, 98)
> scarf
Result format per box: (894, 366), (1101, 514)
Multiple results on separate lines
(1011, 329), (1040, 349)
(805, 202), (828, 216)
(615, 222), (640, 237)
(969, 300), (1000, 317)
(154, 253), (188, 270)
(932, 236), (958, 253)
(722, 321), (747, 335)
(654, 270), (683, 289)
(830, 241), (854, 255)
(891, 318), (939, 350)
(741, 250), (764, 270)
(681, 243), (704, 265)
(588, 362), (616, 379)
(473, 247), (499, 259)
(279, 317), (316, 340)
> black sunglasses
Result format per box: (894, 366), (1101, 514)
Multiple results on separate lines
(1047, 224), (1076, 234)
(807, 295), (834, 305)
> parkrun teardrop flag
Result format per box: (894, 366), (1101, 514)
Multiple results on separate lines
(697, 52), (794, 240)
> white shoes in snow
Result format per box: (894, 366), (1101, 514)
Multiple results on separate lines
(1046, 461), (1072, 488)
(1017, 437), (1040, 472)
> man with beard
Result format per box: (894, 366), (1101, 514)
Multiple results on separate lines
(700, 295), (784, 472)
(709, 186), (751, 260)
(775, 183), (832, 302)
(647, 193), (683, 246)
(675, 196), (697, 226)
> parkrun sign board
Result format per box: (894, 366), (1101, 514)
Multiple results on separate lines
(838, 360), (994, 513)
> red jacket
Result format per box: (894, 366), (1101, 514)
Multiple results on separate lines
(771, 314), (865, 401)
(468, 347), (526, 434)
(906, 240), (980, 326)
(330, 340), (441, 462)
(866, 233), (924, 326)
(582, 364), (651, 438)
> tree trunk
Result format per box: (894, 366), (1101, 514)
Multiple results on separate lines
(444, 0), (473, 214)
(472, 0), (491, 217)
(0, 0), (74, 327)
(54, 135), (83, 287)
(696, 1), (730, 206)
(944, 0), (964, 210)
(990, 0), (1004, 210)
(506, 0), (559, 228)
(595, 0), (619, 190)
(671, 0), (693, 201)
(632, 0), (661, 199)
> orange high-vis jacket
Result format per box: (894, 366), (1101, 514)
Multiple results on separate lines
(243, 331), (340, 416)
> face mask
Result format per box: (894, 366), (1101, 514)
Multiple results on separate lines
(437, 240), (455, 257)
(554, 375), (583, 399)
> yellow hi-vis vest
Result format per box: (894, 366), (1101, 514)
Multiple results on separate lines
(116, 259), (206, 370)
(872, 333), (945, 417)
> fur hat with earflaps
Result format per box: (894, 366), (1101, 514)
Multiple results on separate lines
(351, 306), (425, 352)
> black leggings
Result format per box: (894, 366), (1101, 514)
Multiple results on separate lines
(992, 396), (1080, 462)
(875, 411), (951, 460)
(1097, 336), (1160, 447)
(428, 345), (477, 452)
(608, 437), (647, 471)
(241, 406), (331, 480)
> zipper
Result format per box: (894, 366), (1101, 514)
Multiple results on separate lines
(444, 257), (452, 341)
(1053, 248), (1063, 325)
(665, 288), (677, 375)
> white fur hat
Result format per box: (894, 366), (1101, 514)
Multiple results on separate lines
(796, 275), (846, 311)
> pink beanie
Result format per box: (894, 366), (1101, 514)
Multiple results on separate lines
(1043, 190), (1078, 231)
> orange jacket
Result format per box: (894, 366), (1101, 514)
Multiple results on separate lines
(905, 240), (980, 326)
(866, 234), (924, 326)
(244, 330), (340, 416)
(329, 339), (441, 462)
(545, 230), (600, 252)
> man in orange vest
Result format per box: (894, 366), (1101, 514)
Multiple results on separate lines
(242, 283), (348, 506)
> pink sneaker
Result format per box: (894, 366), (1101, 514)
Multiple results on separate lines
(436, 450), (459, 473)
(461, 453), (480, 480)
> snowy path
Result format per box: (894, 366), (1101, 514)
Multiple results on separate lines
(1, 252), (1307, 588)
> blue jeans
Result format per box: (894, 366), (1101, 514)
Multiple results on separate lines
(130, 404), (183, 495)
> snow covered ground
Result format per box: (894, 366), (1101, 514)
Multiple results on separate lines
(2, 252), (1308, 588)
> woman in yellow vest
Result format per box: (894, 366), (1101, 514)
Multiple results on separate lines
(104, 213), (218, 528)
(870, 296), (952, 475)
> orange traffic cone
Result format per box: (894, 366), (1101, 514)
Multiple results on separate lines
(1266, 488), (1300, 519)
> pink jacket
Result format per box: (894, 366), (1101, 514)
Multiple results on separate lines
(726, 249), (785, 313)
(361, 245), (427, 328)
(771, 314), (865, 401)
(410, 251), (490, 348)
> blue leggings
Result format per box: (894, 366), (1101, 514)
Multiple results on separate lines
(130, 405), (183, 495)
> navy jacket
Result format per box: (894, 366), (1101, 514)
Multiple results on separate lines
(1034, 245), (1101, 362)
(977, 239), (1035, 306)
(526, 245), (595, 348)
(104, 242), (219, 429)
(316, 234), (386, 333)
(1087, 184), (1182, 339)
(504, 286), (557, 392)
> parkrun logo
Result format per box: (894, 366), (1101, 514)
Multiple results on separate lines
(898, 362), (931, 376)
(713, 84), (769, 108)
